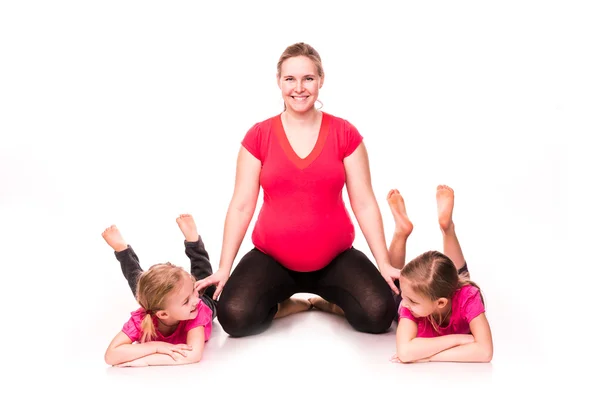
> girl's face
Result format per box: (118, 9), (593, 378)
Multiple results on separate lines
(399, 276), (447, 318)
(278, 56), (323, 114)
(161, 275), (201, 322)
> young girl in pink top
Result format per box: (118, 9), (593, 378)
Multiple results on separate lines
(387, 185), (494, 363)
(101, 214), (215, 367)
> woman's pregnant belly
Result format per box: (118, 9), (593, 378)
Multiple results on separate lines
(251, 205), (355, 272)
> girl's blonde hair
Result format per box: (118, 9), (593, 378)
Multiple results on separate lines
(135, 262), (193, 343)
(401, 250), (484, 333)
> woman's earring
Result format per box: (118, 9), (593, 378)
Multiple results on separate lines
(315, 99), (323, 110)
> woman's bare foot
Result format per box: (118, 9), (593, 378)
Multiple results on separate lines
(274, 298), (312, 319)
(308, 296), (345, 316)
(387, 189), (413, 238)
(102, 225), (128, 252)
(436, 185), (455, 232)
(176, 214), (199, 242)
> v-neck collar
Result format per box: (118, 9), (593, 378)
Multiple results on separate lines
(274, 112), (330, 170)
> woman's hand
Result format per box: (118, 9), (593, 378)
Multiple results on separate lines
(379, 263), (401, 295)
(195, 268), (230, 300)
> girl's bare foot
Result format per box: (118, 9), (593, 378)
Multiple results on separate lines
(386, 189), (413, 237)
(274, 298), (312, 319)
(102, 225), (128, 252)
(436, 185), (455, 232)
(176, 214), (199, 242)
(308, 296), (345, 316)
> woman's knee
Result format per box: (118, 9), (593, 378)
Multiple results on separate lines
(216, 297), (258, 337)
(348, 292), (397, 334)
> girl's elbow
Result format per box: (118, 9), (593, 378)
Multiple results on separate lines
(478, 344), (493, 363)
(396, 349), (414, 364)
(104, 351), (117, 366)
(188, 349), (204, 364)
(189, 354), (203, 364)
(482, 347), (493, 362)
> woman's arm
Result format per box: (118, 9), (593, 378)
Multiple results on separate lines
(344, 143), (399, 293)
(217, 147), (261, 273)
(196, 146), (261, 298)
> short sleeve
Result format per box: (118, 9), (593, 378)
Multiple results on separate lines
(342, 120), (363, 158)
(398, 304), (418, 322)
(461, 286), (486, 323)
(241, 122), (263, 161)
(121, 308), (144, 342)
(184, 302), (212, 332)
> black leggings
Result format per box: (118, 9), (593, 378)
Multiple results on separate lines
(217, 247), (397, 337)
(114, 238), (217, 319)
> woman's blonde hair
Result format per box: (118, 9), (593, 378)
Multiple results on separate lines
(276, 42), (324, 78)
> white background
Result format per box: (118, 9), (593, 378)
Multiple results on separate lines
(0, 1), (596, 399)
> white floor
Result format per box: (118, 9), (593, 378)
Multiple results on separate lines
(3, 194), (586, 398)
(1, 1), (596, 398)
